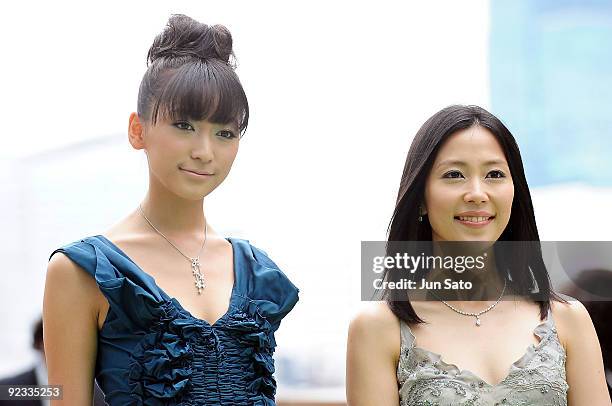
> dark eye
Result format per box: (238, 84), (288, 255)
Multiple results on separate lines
(173, 121), (195, 131)
(487, 170), (506, 179)
(217, 129), (237, 140)
(443, 170), (464, 179)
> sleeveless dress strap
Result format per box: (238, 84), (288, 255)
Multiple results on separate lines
(399, 319), (416, 349)
(229, 238), (300, 331)
(48, 237), (169, 332)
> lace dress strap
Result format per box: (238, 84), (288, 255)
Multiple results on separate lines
(399, 319), (416, 350)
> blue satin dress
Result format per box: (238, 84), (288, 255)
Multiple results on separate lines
(49, 235), (299, 405)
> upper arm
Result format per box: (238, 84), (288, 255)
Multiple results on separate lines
(346, 302), (400, 406)
(43, 252), (101, 405)
(554, 300), (612, 406)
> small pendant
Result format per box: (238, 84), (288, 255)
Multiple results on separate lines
(475, 316), (481, 326)
(194, 278), (205, 295)
(191, 258), (205, 295)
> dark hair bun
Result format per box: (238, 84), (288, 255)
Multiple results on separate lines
(147, 14), (234, 66)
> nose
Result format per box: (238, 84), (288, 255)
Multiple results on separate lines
(464, 178), (489, 204)
(191, 133), (214, 163)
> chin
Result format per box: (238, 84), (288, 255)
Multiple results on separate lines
(465, 234), (496, 241)
(171, 187), (211, 200)
(450, 232), (493, 242)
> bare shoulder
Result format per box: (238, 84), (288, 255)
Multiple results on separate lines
(551, 298), (611, 404)
(550, 297), (593, 350)
(346, 302), (403, 405)
(48, 252), (96, 289)
(46, 251), (104, 321)
(348, 302), (401, 359)
(44, 252), (102, 403)
(350, 301), (399, 330)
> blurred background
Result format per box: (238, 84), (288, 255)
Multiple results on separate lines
(0, 0), (611, 404)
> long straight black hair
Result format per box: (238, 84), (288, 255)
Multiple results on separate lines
(386, 105), (567, 324)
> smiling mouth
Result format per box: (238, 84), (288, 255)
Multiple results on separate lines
(180, 168), (214, 176)
(454, 215), (495, 223)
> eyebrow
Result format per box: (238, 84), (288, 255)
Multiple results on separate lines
(434, 159), (508, 170)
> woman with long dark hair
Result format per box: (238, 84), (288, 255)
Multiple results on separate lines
(346, 105), (610, 405)
(43, 15), (298, 405)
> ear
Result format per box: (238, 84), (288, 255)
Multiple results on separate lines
(128, 112), (146, 150)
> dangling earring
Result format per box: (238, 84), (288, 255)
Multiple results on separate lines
(418, 206), (423, 222)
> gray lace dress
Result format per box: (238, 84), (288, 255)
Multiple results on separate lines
(397, 309), (568, 405)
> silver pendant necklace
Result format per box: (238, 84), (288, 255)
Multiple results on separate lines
(137, 204), (208, 295)
(433, 278), (507, 326)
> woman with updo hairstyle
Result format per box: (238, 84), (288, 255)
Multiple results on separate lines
(44, 14), (299, 405)
(346, 105), (610, 405)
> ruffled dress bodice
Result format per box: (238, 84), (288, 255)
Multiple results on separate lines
(397, 309), (568, 405)
(49, 236), (299, 405)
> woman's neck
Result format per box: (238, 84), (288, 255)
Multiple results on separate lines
(138, 187), (207, 237)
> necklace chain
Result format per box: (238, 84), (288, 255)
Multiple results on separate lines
(137, 204), (208, 295)
(430, 278), (507, 326)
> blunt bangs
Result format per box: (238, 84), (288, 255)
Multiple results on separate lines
(147, 58), (249, 134)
